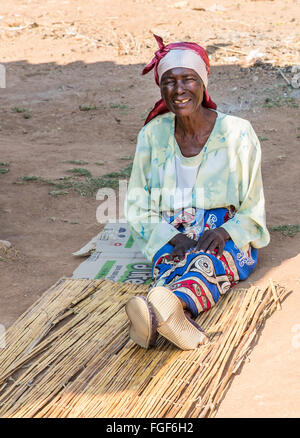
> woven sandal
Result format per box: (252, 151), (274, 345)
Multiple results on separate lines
(147, 286), (210, 350)
(125, 296), (158, 349)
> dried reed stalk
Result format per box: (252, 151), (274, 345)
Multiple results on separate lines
(0, 277), (289, 418)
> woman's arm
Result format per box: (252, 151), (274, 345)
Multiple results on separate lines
(125, 128), (180, 261)
(220, 122), (270, 251)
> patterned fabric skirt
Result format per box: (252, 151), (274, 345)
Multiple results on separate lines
(151, 208), (258, 318)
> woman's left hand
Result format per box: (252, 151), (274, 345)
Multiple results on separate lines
(169, 233), (197, 260)
(193, 227), (230, 258)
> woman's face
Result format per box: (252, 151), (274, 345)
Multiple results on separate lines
(160, 67), (204, 117)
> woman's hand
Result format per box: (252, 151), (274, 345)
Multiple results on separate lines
(193, 227), (230, 258)
(169, 234), (197, 260)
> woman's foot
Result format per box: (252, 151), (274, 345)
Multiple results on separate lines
(125, 296), (158, 349)
(147, 286), (210, 350)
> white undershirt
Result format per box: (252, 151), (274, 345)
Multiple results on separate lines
(173, 156), (200, 211)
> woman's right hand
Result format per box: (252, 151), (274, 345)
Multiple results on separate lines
(168, 234), (197, 260)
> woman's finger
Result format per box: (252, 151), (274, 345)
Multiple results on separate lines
(170, 246), (178, 260)
(216, 239), (225, 258)
(207, 237), (219, 254)
(195, 232), (214, 253)
(194, 236), (204, 252)
(171, 245), (184, 260)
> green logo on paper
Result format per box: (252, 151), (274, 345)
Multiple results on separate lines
(120, 263), (152, 284)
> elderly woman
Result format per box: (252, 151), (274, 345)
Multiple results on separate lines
(125, 35), (270, 350)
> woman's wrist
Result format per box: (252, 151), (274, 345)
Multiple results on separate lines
(169, 233), (185, 246)
(169, 233), (194, 246)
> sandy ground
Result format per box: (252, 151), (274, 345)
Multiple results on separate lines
(0, 0), (299, 418)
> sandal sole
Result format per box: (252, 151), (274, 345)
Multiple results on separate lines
(147, 286), (210, 350)
(125, 296), (158, 349)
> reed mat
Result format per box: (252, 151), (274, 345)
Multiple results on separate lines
(0, 278), (289, 418)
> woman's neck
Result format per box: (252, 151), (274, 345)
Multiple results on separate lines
(175, 106), (213, 138)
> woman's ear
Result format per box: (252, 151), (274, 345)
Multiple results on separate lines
(159, 83), (166, 102)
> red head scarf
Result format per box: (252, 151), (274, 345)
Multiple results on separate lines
(142, 34), (217, 125)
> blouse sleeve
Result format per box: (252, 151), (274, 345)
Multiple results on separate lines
(220, 122), (270, 251)
(125, 128), (180, 261)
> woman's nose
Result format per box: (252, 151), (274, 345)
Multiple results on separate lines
(175, 81), (185, 94)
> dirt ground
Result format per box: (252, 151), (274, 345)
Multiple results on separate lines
(0, 0), (299, 418)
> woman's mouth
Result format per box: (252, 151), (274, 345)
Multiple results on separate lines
(173, 98), (191, 106)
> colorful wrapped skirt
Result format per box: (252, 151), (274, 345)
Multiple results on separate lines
(151, 208), (258, 318)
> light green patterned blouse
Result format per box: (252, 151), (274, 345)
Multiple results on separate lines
(125, 110), (270, 261)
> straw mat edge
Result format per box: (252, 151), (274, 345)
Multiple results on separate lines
(0, 278), (289, 418)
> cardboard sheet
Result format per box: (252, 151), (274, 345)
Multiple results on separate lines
(72, 222), (152, 284)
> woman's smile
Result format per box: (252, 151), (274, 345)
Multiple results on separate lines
(173, 97), (191, 105)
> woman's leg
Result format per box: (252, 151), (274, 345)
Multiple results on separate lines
(151, 206), (258, 318)
(151, 239), (257, 318)
(126, 207), (258, 349)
